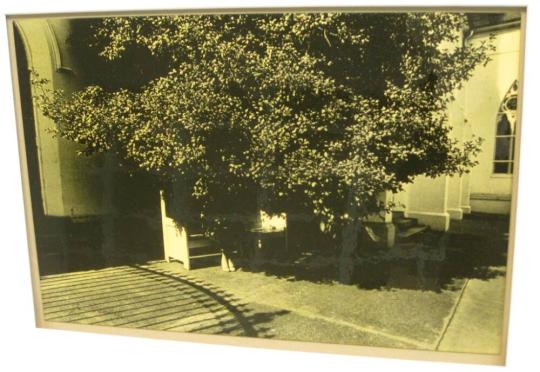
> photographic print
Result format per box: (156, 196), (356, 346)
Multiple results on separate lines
(7, 8), (525, 365)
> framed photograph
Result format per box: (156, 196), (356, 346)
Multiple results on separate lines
(7, 6), (526, 366)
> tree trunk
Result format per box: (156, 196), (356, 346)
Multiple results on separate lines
(338, 219), (360, 284)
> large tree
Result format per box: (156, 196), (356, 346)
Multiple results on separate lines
(35, 12), (491, 282)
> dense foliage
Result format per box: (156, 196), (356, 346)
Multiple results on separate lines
(34, 13), (491, 273)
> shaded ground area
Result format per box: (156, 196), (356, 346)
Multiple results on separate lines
(155, 260), (459, 349)
(41, 265), (284, 337)
(41, 260), (506, 353)
(39, 214), (508, 353)
(232, 213), (509, 293)
(41, 264), (416, 348)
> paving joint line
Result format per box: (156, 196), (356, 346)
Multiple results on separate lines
(434, 278), (470, 351)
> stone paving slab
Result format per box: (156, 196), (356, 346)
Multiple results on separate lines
(437, 270), (506, 354)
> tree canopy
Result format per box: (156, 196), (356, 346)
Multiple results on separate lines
(35, 12), (491, 240)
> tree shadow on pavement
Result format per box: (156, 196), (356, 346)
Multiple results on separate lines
(41, 263), (289, 338)
(237, 216), (509, 293)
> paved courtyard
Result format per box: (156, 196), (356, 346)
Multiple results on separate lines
(40, 257), (506, 354)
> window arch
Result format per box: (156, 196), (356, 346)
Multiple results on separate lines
(493, 80), (518, 174)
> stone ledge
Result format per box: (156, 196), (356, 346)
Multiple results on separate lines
(470, 193), (511, 202)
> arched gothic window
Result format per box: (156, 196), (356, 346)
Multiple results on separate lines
(493, 80), (518, 174)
